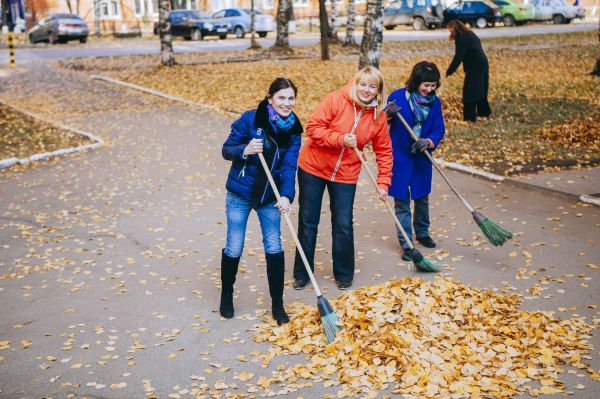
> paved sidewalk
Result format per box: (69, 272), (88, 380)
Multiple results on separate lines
(511, 167), (600, 200)
(0, 64), (599, 398)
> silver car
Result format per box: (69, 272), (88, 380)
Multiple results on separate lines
(212, 8), (275, 39)
(29, 13), (89, 44)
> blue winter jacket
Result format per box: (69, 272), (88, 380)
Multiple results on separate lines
(387, 88), (446, 200)
(222, 99), (303, 204)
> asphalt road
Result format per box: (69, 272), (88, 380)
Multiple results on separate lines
(0, 22), (596, 63)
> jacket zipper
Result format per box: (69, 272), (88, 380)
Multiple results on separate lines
(261, 135), (279, 203)
(331, 108), (363, 182)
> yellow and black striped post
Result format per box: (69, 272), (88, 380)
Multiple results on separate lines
(8, 31), (15, 67)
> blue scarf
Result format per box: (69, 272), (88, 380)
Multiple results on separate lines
(267, 103), (296, 133)
(407, 91), (436, 138)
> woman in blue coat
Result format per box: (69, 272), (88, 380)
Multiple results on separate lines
(386, 62), (446, 261)
(220, 78), (302, 324)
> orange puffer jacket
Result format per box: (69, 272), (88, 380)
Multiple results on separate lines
(298, 82), (393, 189)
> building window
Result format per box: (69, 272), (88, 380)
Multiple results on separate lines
(135, 0), (160, 16)
(263, 0), (275, 9)
(293, 0), (309, 7)
(100, 0), (121, 18)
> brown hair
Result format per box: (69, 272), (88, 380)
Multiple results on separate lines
(405, 61), (441, 93)
(448, 20), (470, 40)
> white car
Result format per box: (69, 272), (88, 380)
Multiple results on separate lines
(212, 8), (275, 39)
(530, 0), (579, 24)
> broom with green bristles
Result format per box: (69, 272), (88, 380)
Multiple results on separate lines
(257, 153), (341, 344)
(354, 147), (441, 272)
(395, 112), (513, 246)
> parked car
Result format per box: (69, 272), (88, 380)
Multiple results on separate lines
(28, 13), (89, 44)
(491, 0), (535, 26)
(383, 0), (444, 30)
(442, 1), (502, 28)
(153, 10), (229, 40)
(530, 0), (579, 24)
(211, 8), (274, 38)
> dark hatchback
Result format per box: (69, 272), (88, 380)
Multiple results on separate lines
(28, 13), (89, 44)
(154, 10), (230, 40)
(442, 1), (502, 28)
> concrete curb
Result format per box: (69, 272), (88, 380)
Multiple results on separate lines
(88, 74), (599, 207)
(0, 98), (105, 170)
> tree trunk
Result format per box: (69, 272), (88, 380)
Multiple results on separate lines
(249, 0), (260, 49)
(319, 0), (329, 60)
(359, 0), (384, 70)
(328, 0), (339, 42)
(344, 0), (357, 47)
(65, 0), (73, 13)
(592, 17), (600, 76)
(274, 0), (293, 48)
(158, 0), (175, 66)
(94, 0), (101, 37)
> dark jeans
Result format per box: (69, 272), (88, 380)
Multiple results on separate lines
(293, 168), (357, 283)
(394, 190), (430, 251)
(463, 98), (491, 122)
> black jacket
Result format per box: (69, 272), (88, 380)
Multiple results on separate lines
(446, 31), (489, 102)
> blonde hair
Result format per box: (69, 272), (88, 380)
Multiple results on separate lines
(350, 66), (386, 120)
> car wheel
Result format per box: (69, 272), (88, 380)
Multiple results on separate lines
(503, 14), (516, 26)
(29, 34), (35, 44)
(219, 34), (227, 40)
(79, 37), (87, 44)
(475, 17), (487, 29)
(384, 25), (396, 30)
(412, 17), (425, 31)
(234, 26), (245, 39)
(564, 18), (572, 24)
(191, 29), (201, 41)
(258, 32), (267, 38)
(552, 14), (565, 24)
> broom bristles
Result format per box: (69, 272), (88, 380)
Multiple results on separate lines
(317, 295), (342, 343)
(473, 211), (513, 246)
(410, 248), (441, 272)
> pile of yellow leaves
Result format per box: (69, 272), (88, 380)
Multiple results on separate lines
(537, 117), (600, 148)
(254, 277), (596, 398)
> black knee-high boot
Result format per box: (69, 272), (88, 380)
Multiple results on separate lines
(220, 249), (240, 319)
(266, 251), (289, 325)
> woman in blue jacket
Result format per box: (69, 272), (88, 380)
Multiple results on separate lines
(221, 78), (302, 325)
(386, 62), (446, 261)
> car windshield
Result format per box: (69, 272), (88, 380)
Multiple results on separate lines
(189, 11), (211, 19)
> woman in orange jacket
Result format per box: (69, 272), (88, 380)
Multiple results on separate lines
(293, 66), (393, 291)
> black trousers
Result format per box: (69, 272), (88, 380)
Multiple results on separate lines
(463, 98), (491, 122)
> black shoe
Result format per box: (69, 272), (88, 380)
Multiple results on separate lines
(402, 250), (412, 262)
(293, 279), (309, 290)
(335, 280), (352, 290)
(219, 249), (240, 319)
(272, 305), (290, 325)
(417, 236), (436, 248)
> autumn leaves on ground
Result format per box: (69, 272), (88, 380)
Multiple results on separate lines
(61, 30), (600, 176)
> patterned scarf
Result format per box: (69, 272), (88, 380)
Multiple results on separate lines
(267, 103), (296, 133)
(407, 91), (436, 138)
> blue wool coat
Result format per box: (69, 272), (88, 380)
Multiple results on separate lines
(387, 88), (446, 200)
(222, 99), (303, 204)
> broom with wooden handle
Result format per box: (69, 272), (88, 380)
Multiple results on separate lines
(353, 147), (441, 272)
(395, 112), (512, 246)
(257, 153), (341, 344)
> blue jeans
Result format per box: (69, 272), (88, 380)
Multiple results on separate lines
(293, 168), (356, 283)
(394, 190), (430, 251)
(224, 191), (282, 258)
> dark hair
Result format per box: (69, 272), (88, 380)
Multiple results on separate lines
(268, 77), (298, 97)
(447, 20), (469, 40)
(405, 61), (441, 93)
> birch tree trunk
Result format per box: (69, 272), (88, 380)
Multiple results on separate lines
(250, 0), (260, 49)
(359, 0), (384, 70)
(274, 0), (293, 49)
(319, 0), (329, 60)
(592, 16), (600, 76)
(344, 0), (357, 47)
(158, 0), (175, 66)
(94, 0), (101, 37)
(328, 0), (339, 42)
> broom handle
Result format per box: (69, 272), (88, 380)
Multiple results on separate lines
(352, 147), (415, 251)
(396, 112), (475, 213)
(257, 153), (323, 297)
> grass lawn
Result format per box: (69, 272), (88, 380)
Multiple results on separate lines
(61, 30), (600, 176)
(0, 103), (94, 160)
